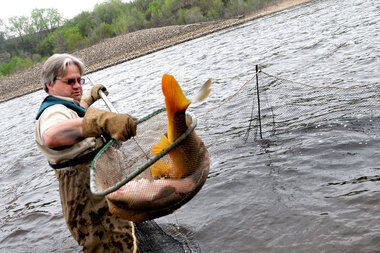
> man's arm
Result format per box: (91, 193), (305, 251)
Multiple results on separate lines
(43, 108), (137, 149)
(43, 118), (84, 148)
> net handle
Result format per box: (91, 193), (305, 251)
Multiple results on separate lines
(99, 90), (117, 113)
(86, 75), (118, 113)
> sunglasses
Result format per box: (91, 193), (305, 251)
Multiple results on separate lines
(56, 77), (85, 85)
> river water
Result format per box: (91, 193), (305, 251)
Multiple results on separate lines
(1, 0), (380, 252)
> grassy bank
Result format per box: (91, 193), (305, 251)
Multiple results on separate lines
(0, 0), (314, 103)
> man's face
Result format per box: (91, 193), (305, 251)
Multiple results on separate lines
(48, 63), (83, 101)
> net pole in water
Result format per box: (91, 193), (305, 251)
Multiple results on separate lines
(256, 65), (263, 139)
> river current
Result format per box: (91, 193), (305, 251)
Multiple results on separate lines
(1, 0), (380, 252)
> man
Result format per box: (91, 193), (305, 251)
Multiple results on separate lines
(35, 53), (138, 252)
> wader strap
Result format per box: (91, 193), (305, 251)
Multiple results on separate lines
(49, 148), (101, 169)
(36, 95), (87, 120)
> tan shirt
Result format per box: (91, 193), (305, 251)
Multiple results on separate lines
(35, 96), (104, 166)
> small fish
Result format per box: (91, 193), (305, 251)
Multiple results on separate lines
(150, 74), (209, 178)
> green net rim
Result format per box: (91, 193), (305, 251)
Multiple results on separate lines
(90, 108), (197, 196)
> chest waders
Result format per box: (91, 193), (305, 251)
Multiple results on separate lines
(36, 97), (138, 252)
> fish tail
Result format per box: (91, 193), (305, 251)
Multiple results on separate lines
(162, 74), (191, 115)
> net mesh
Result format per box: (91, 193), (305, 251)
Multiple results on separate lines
(247, 70), (380, 139)
(91, 108), (168, 193)
(90, 68), (379, 221)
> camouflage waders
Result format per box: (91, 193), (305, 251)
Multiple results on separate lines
(54, 161), (138, 252)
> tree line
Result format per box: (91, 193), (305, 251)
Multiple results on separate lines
(0, 0), (277, 76)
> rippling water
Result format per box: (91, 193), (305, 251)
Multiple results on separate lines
(1, 0), (380, 252)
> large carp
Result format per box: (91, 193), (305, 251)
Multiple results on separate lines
(106, 74), (210, 222)
(150, 74), (207, 178)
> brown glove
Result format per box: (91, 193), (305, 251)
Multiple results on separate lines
(82, 108), (136, 141)
(82, 84), (109, 106)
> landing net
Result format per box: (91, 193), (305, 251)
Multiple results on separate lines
(90, 108), (198, 197)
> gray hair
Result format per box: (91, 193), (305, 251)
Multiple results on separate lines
(41, 53), (85, 93)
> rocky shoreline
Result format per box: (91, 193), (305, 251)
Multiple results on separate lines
(0, 0), (313, 103)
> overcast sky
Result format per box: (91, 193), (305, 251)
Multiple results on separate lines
(0, 0), (132, 23)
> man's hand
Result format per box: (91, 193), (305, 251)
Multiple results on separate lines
(81, 84), (109, 107)
(82, 108), (137, 141)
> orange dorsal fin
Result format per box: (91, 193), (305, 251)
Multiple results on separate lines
(162, 74), (191, 116)
(152, 134), (171, 155)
